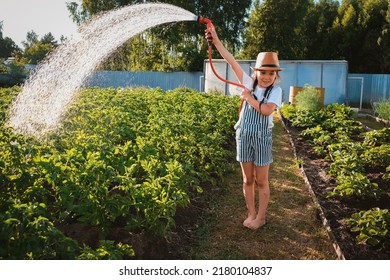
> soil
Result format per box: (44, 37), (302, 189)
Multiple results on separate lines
(281, 116), (390, 260)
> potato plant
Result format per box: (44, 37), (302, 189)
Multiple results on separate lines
(0, 87), (240, 259)
(281, 102), (390, 250)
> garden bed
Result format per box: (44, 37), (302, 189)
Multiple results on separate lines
(280, 113), (390, 260)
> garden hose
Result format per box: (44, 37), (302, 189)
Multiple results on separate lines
(197, 16), (246, 115)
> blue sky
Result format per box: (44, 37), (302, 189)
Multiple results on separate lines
(0, 0), (80, 47)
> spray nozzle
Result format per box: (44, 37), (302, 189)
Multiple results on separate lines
(197, 16), (214, 45)
(197, 16), (213, 28)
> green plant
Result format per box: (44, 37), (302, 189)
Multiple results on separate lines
(77, 240), (134, 260)
(0, 86), (240, 259)
(347, 208), (390, 249)
(0, 200), (78, 259)
(327, 171), (381, 199)
(294, 84), (323, 112)
(281, 93), (390, 250)
(373, 99), (390, 121)
(0, 64), (8, 74)
(383, 165), (390, 181)
(363, 128), (390, 146)
(291, 110), (323, 128)
(280, 103), (297, 120)
(362, 145), (390, 168)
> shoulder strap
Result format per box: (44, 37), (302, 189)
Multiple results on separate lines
(260, 85), (273, 104)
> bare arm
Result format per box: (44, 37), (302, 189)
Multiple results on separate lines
(207, 27), (244, 84)
(241, 89), (277, 116)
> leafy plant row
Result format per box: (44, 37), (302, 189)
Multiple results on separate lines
(281, 103), (390, 251)
(0, 87), (240, 259)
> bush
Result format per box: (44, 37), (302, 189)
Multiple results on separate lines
(295, 84), (323, 112)
(373, 99), (390, 121)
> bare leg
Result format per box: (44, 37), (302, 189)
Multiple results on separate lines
(240, 162), (257, 228)
(247, 164), (270, 230)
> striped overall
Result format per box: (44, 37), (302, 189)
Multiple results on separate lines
(235, 88), (274, 166)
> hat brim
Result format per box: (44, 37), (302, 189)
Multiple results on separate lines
(251, 66), (283, 71)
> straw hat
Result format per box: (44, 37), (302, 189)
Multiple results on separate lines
(252, 52), (283, 71)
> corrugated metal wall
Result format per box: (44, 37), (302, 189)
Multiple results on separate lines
(347, 74), (390, 108)
(85, 71), (203, 91)
(83, 69), (389, 110)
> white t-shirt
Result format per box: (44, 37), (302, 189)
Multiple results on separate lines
(242, 72), (282, 108)
(235, 72), (282, 129)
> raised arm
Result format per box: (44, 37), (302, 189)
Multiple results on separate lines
(206, 26), (244, 84)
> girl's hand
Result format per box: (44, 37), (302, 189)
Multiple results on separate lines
(241, 88), (251, 101)
(205, 27), (219, 45)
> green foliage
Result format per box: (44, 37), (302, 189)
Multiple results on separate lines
(282, 102), (387, 200)
(0, 22), (20, 59)
(363, 128), (390, 146)
(77, 240), (134, 260)
(373, 99), (390, 121)
(242, 0), (390, 73)
(383, 165), (390, 181)
(294, 85), (323, 112)
(280, 103), (297, 120)
(0, 86), (239, 259)
(67, 0), (251, 71)
(328, 171), (381, 199)
(0, 63), (8, 74)
(347, 208), (390, 249)
(0, 201), (78, 259)
(281, 97), (390, 250)
(23, 42), (55, 64)
(327, 141), (365, 177)
(241, 0), (312, 59)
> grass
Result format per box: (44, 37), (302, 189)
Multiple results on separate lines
(184, 112), (337, 260)
(356, 115), (386, 130)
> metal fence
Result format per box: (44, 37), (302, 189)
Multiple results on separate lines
(347, 74), (390, 109)
(84, 69), (390, 110)
(204, 59), (348, 105)
(85, 71), (203, 92)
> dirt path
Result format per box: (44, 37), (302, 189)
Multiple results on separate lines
(185, 113), (337, 260)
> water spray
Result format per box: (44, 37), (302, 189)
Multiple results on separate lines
(197, 16), (246, 115)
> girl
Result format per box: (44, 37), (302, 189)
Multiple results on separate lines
(206, 27), (283, 230)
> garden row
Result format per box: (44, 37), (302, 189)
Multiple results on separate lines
(0, 87), (240, 259)
(281, 98), (390, 257)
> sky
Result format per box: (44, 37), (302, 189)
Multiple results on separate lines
(0, 0), (81, 47)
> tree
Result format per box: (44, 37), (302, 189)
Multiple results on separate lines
(334, 0), (389, 73)
(23, 41), (55, 64)
(241, 0), (312, 60)
(0, 21), (20, 59)
(302, 0), (340, 59)
(359, 0), (390, 73)
(21, 31), (58, 64)
(379, 0), (390, 72)
(41, 32), (58, 46)
(66, 0), (251, 71)
(241, 0), (389, 73)
(22, 31), (39, 50)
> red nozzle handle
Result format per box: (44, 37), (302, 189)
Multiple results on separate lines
(197, 16), (214, 28)
(198, 16), (214, 45)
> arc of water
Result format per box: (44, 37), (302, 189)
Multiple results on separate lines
(7, 3), (197, 138)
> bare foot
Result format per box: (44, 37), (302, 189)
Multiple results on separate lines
(243, 213), (256, 228)
(246, 217), (266, 230)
